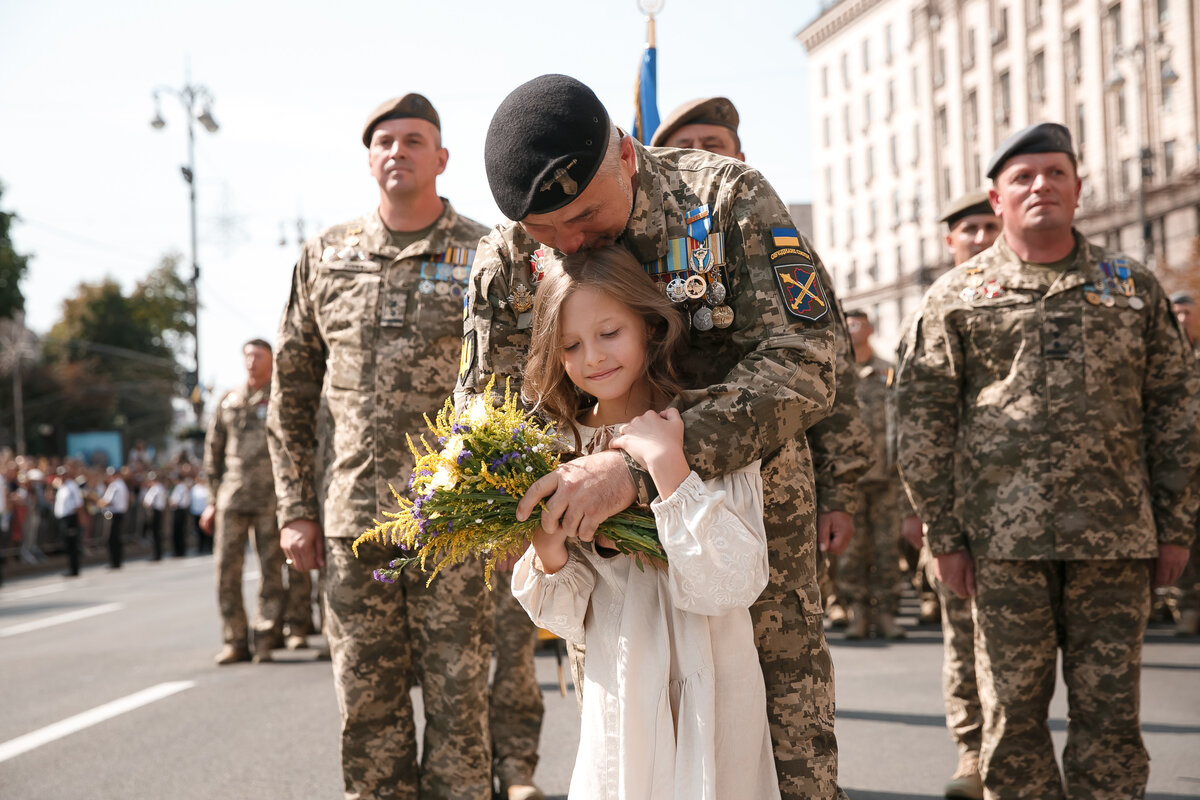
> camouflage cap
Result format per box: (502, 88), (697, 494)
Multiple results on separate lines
(985, 122), (1074, 180)
(650, 96), (740, 148)
(362, 93), (440, 147)
(938, 189), (995, 228)
(1170, 291), (1195, 306)
(484, 74), (611, 220)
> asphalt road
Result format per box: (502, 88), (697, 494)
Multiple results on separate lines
(2, 554), (1197, 799)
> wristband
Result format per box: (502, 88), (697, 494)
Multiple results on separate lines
(621, 449), (658, 508)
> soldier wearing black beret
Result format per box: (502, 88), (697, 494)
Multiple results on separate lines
(897, 120), (1199, 797)
(462, 73), (847, 798)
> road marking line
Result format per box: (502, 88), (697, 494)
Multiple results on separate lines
(0, 681), (195, 763)
(0, 584), (67, 602)
(0, 602), (123, 638)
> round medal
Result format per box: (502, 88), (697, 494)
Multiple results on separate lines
(1084, 291), (1101, 306)
(1101, 293), (1116, 308)
(418, 279), (436, 295)
(684, 275), (708, 300)
(711, 305), (734, 328)
(969, 275), (984, 288)
(1128, 296), (1145, 310)
(435, 281), (450, 295)
(321, 245), (337, 262)
(706, 281), (726, 306)
(451, 266), (467, 281)
(692, 307), (714, 331)
(345, 235), (359, 247)
(666, 278), (688, 303)
(1113, 294), (1128, 308)
(960, 287), (977, 302)
(436, 264), (452, 280)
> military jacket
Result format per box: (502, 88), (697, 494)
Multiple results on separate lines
(268, 202), (489, 538)
(205, 382), (275, 513)
(896, 232), (1199, 560)
(854, 354), (895, 487)
(457, 140), (838, 595)
(808, 327), (874, 515)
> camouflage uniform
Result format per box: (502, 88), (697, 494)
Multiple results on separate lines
(1175, 347), (1200, 625)
(837, 355), (902, 614)
(896, 232), (1200, 799)
(458, 140), (847, 798)
(490, 568), (543, 789)
(204, 382), (287, 653)
(269, 204), (498, 800)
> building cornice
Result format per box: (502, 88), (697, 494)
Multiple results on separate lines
(797, 0), (890, 53)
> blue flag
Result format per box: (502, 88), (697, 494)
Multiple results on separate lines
(633, 45), (659, 144)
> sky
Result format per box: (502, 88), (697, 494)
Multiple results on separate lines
(0, 0), (824, 406)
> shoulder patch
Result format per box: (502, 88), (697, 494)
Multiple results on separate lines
(773, 261), (829, 321)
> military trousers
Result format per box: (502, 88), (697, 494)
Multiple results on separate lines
(839, 481), (902, 612)
(324, 539), (491, 800)
(489, 568), (543, 789)
(974, 557), (1151, 800)
(1175, 532), (1200, 614)
(214, 507), (285, 651)
(927, 554), (981, 757)
(285, 564), (314, 635)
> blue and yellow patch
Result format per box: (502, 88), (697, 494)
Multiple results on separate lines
(773, 261), (828, 321)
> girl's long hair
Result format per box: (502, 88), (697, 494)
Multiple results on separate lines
(523, 245), (687, 439)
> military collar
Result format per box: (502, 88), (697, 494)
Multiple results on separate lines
(618, 138), (672, 264)
(980, 230), (1094, 296)
(360, 199), (463, 262)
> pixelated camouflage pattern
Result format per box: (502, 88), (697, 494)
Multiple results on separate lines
(269, 202), (489, 537)
(324, 539), (491, 800)
(855, 355), (895, 487)
(457, 140), (841, 799)
(807, 305), (873, 516)
(215, 507), (285, 649)
(205, 383), (277, 514)
(837, 481), (901, 612)
(1177, 349), (1200, 614)
(285, 564), (314, 634)
(974, 557), (1150, 798)
(928, 558), (981, 757)
(896, 233), (1200, 559)
(489, 568), (543, 787)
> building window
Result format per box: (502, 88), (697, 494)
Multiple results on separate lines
(1109, 2), (1122, 48)
(866, 145), (875, 182)
(869, 252), (880, 281)
(1116, 86), (1127, 128)
(889, 134), (899, 174)
(862, 38), (871, 73)
(1120, 158), (1133, 193)
(1161, 59), (1174, 109)
(821, 66), (830, 99)
(1164, 140), (1176, 177)
(841, 52), (851, 89)
(934, 47), (946, 87)
(996, 71), (1012, 124)
(1157, 0), (1169, 23)
(884, 23), (894, 64)
(1030, 50), (1046, 105)
(937, 106), (949, 147)
(869, 200), (878, 234)
(993, 7), (1009, 47)
(892, 189), (902, 227)
(887, 80), (895, 118)
(1068, 28), (1082, 81)
(863, 93), (872, 130)
(848, 210), (856, 242)
(846, 157), (854, 191)
(1076, 102), (1087, 154)
(911, 66), (920, 102)
(964, 27), (976, 68)
(895, 245), (904, 274)
(843, 105), (852, 142)
(823, 116), (831, 147)
(1028, 0), (1043, 27)
(824, 165), (834, 201)
(913, 183), (924, 223)
(828, 217), (836, 248)
(942, 166), (952, 205)
(966, 90), (979, 135)
(912, 123), (921, 164)
(848, 260), (858, 291)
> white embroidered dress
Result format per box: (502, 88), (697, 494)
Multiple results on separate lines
(512, 426), (780, 800)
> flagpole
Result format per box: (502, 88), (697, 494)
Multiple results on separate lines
(634, 0), (664, 143)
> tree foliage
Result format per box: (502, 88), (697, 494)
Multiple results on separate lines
(0, 181), (31, 320)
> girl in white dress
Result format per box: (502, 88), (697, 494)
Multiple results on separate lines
(513, 246), (781, 800)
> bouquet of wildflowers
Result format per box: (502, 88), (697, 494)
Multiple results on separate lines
(354, 376), (665, 588)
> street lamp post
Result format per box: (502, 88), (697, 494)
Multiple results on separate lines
(150, 71), (218, 423)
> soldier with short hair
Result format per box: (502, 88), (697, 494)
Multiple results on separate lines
(202, 338), (287, 665)
(270, 94), (509, 800)
(461, 75), (846, 799)
(897, 123), (1198, 798)
(1169, 290), (1200, 638)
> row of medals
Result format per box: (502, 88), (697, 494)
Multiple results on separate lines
(417, 262), (470, 296)
(659, 243), (733, 332)
(1084, 261), (1144, 309)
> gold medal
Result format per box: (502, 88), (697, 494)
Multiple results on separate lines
(510, 283), (533, 312)
(346, 235), (360, 247)
(711, 305), (734, 328)
(684, 275), (708, 300)
(1101, 293), (1116, 308)
(1084, 291), (1101, 306)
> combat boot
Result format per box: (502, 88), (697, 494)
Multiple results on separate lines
(827, 602), (850, 629)
(944, 751), (983, 799)
(1176, 609), (1200, 637)
(844, 604), (870, 640)
(877, 612), (907, 640)
(285, 634), (309, 650)
(214, 644), (251, 666)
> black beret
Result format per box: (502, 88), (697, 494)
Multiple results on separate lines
(485, 74), (611, 221)
(985, 122), (1074, 180)
(938, 189), (995, 228)
(1170, 291), (1196, 306)
(362, 94), (440, 147)
(650, 97), (740, 148)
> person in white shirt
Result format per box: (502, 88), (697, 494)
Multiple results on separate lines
(141, 473), (167, 561)
(54, 465), (85, 577)
(168, 472), (192, 557)
(98, 467), (130, 569)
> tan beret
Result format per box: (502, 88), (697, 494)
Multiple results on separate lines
(362, 93), (440, 147)
(651, 97), (739, 148)
(938, 189), (994, 228)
